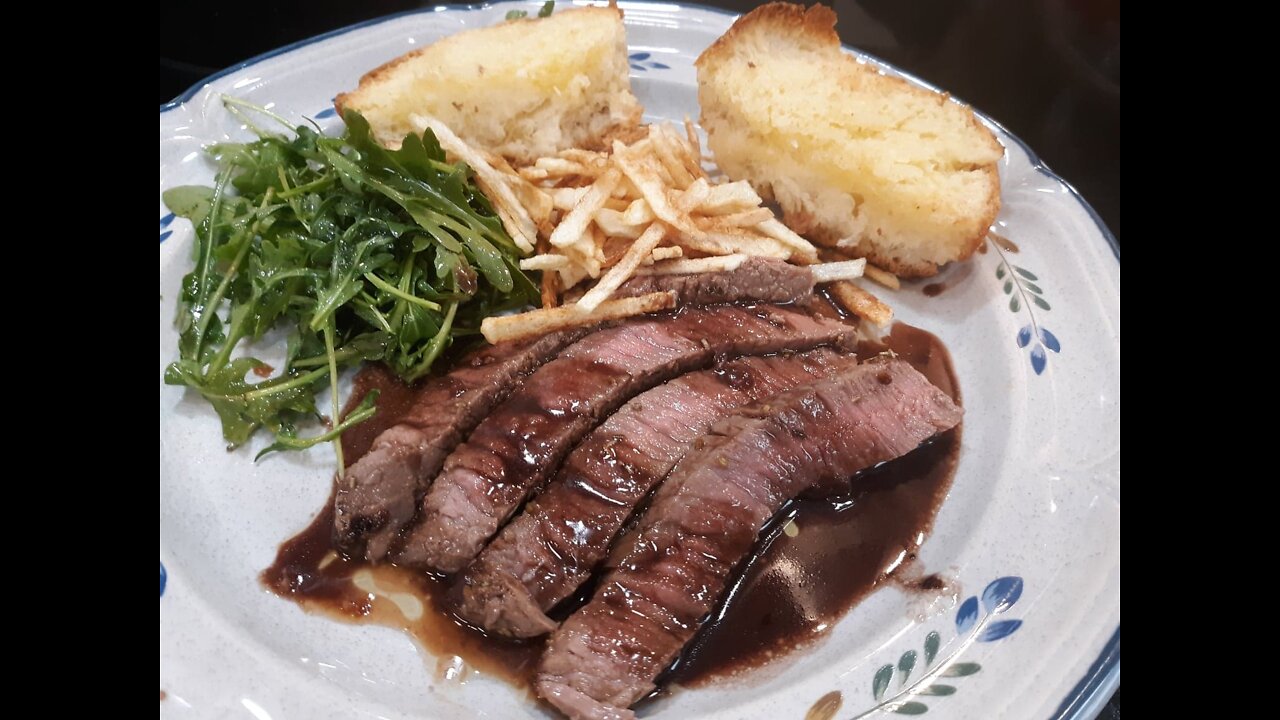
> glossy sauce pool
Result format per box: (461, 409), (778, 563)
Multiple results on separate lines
(661, 321), (960, 688)
(262, 320), (960, 695)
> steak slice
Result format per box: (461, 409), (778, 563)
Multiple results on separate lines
(536, 359), (963, 720)
(392, 305), (855, 573)
(336, 259), (816, 561)
(456, 348), (861, 637)
(334, 330), (585, 560)
(613, 257), (815, 305)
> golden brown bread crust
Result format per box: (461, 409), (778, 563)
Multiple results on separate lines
(697, 2), (1002, 278)
(335, 5), (627, 120)
(695, 2), (839, 71)
(334, 46), (414, 116)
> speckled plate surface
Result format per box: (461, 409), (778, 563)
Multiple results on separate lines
(159, 3), (1120, 718)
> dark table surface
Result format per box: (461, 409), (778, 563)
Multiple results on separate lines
(158, 1), (1120, 715)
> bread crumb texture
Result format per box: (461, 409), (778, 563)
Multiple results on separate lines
(696, 3), (1004, 277)
(337, 6), (643, 164)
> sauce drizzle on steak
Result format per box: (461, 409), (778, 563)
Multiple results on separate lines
(393, 304), (855, 573)
(455, 348), (861, 637)
(536, 359), (963, 720)
(335, 329), (587, 561)
(335, 259), (822, 561)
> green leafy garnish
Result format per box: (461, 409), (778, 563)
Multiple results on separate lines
(163, 98), (538, 469)
(505, 1), (553, 21)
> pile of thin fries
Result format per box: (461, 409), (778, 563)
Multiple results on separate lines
(412, 115), (895, 342)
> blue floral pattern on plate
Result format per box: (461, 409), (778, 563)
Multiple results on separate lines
(629, 52), (670, 72)
(991, 239), (1061, 375)
(160, 213), (175, 244)
(849, 576), (1025, 717)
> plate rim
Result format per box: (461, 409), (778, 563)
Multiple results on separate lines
(158, 2), (1120, 717)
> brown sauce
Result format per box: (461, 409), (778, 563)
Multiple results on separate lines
(988, 231), (1020, 253)
(262, 364), (543, 688)
(806, 690), (844, 720)
(262, 318), (960, 697)
(336, 363), (419, 462)
(661, 323), (960, 687)
(923, 282), (947, 297)
(262, 492), (542, 687)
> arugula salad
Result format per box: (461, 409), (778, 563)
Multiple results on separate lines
(163, 100), (537, 466)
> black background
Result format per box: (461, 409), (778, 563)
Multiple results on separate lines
(158, 0), (1120, 715)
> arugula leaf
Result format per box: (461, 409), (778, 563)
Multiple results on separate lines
(164, 358), (323, 448)
(505, 2), (553, 22)
(256, 390), (381, 461)
(162, 99), (538, 468)
(162, 186), (215, 226)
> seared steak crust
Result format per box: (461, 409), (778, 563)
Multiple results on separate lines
(614, 257), (814, 305)
(455, 348), (860, 637)
(334, 330), (585, 560)
(393, 305), (855, 573)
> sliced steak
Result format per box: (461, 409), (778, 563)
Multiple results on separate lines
(536, 359), (963, 720)
(334, 330), (586, 560)
(392, 305), (855, 573)
(336, 260), (815, 561)
(614, 257), (815, 305)
(456, 348), (861, 637)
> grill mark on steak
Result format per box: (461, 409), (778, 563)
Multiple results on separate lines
(335, 260), (818, 561)
(334, 330), (586, 561)
(391, 305), (856, 574)
(455, 348), (862, 638)
(535, 359), (963, 720)
(614, 258), (815, 305)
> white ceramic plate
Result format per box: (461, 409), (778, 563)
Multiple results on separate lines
(159, 3), (1120, 718)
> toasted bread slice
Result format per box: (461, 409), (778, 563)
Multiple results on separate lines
(336, 5), (643, 164)
(696, 3), (1003, 277)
